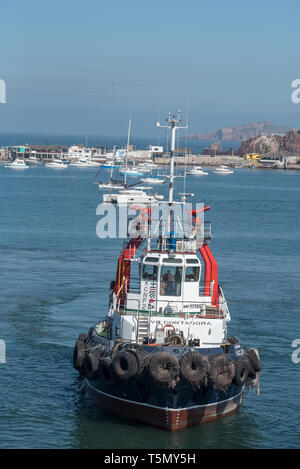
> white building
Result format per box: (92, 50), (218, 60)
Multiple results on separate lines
(68, 145), (92, 160)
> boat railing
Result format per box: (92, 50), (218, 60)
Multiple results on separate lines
(117, 297), (225, 319)
(127, 277), (141, 294)
(199, 281), (214, 296)
(126, 279), (213, 296)
(146, 221), (212, 253)
(218, 285), (231, 318)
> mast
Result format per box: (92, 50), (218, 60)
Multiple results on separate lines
(124, 118), (132, 188)
(157, 110), (188, 203)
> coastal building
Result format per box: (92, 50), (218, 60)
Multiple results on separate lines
(68, 145), (92, 160)
(149, 145), (163, 158)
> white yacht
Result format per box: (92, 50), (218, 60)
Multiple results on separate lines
(213, 165), (234, 174)
(103, 188), (163, 205)
(26, 157), (40, 165)
(187, 166), (209, 176)
(101, 161), (119, 169)
(44, 159), (68, 169)
(140, 176), (166, 185)
(69, 158), (100, 167)
(119, 168), (144, 177)
(4, 159), (29, 169)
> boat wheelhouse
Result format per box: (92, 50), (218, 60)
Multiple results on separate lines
(108, 210), (227, 349)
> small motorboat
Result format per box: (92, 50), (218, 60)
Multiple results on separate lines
(101, 161), (119, 169)
(187, 166), (208, 176)
(119, 168), (144, 177)
(140, 177), (165, 185)
(98, 181), (126, 190)
(4, 159), (29, 169)
(69, 159), (100, 167)
(44, 159), (68, 169)
(213, 165), (234, 174)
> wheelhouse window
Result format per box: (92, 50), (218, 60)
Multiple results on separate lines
(186, 258), (200, 264)
(160, 266), (182, 296)
(144, 256), (159, 263)
(185, 266), (200, 282)
(142, 264), (158, 280)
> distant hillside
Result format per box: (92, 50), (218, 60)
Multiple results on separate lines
(237, 129), (300, 155)
(187, 122), (292, 141)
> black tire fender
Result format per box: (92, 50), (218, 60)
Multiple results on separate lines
(180, 352), (209, 385)
(127, 349), (146, 375)
(73, 340), (86, 371)
(148, 352), (180, 385)
(112, 350), (139, 380)
(166, 334), (184, 346)
(98, 357), (119, 387)
(83, 352), (100, 380)
(245, 348), (261, 373)
(78, 333), (86, 343)
(208, 354), (235, 392)
(233, 358), (249, 386)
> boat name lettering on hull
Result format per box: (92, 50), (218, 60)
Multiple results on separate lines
(151, 319), (212, 326)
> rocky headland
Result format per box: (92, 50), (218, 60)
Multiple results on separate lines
(187, 121), (292, 141)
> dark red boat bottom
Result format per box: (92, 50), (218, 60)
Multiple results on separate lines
(86, 381), (244, 431)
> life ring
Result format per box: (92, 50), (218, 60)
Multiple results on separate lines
(148, 352), (180, 387)
(180, 352), (209, 385)
(112, 350), (139, 380)
(73, 339), (86, 371)
(98, 357), (119, 387)
(83, 352), (100, 380)
(245, 349), (261, 373)
(208, 354), (235, 392)
(232, 358), (249, 387)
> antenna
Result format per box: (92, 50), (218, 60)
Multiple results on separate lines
(156, 109), (188, 203)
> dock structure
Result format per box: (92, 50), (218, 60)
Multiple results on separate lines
(1, 142), (300, 169)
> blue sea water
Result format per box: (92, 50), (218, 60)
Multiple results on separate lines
(0, 161), (299, 449)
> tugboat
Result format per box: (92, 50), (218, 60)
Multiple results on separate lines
(73, 112), (261, 431)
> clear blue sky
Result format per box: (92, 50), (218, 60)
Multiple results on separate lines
(1, 0), (300, 137)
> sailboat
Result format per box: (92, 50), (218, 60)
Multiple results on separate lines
(98, 147), (126, 190)
(101, 119), (164, 204)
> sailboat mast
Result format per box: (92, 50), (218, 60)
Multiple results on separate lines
(124, 118), (132, 188)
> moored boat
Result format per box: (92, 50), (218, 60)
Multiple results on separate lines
(69, 158), (101, 167)
(102, 188), (163, 204)
(44, 159), (68, 169)
(140, 176), (166, 185)
(73, 112), (261, 431)
(4, 158), (29, 169)
(213, 165), (234, 174)
(186, 166), (209, 176)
